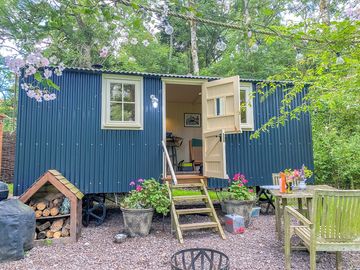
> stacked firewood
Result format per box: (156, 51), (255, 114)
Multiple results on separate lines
(35, 217), (71, 239)
(28, 192), (71, 240)
(28, 193), (65, 218)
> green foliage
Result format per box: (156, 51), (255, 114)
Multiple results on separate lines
(121, 178), (170, 215)
(0, 58), (16, 132)
(7, 183), (13, 196)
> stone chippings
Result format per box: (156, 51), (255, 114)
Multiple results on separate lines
(1, 207), (359, 270)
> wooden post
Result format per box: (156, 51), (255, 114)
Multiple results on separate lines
(0, 114), (6, 177)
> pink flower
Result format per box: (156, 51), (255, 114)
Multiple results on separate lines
(293, 170), (300, 177)
(129, 181), (135, 186)
(38, 57), (50, 67)
(242, 179), (248, 184)
(238, 183), (243, 187)
(136, 185), (143, 192)
(137, 178), (144, 183)
(249, 189), (254, 193)
(233, 173), (241, 181)
(99, 47), (109, 58)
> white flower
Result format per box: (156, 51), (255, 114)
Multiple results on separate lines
(44, 69), (52, 79)
(43, 94), (51, 101)
(128, 56), (136, 62)
(21, 83), (29, 91)
(49, 56), (58, 64)
(49, 93), (57, 100)
(142, 40), (150, 47)
(26, 90), (36, 98)
(54, 68), (62, 76)
(130, 38), (138, 45)
(58, 63), (65, 72)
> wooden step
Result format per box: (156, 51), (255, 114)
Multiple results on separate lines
(180, 222), (218, 231)
(173, 195), (207, 202)
(172, 183), (204, 189)
(165, 175), (205, 180)
(176, 208), (212, 215)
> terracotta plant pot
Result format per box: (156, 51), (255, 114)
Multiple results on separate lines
(223, 200), (256, 227)
(120, 207), (154, 237)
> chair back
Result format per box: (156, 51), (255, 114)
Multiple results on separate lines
(272, 173), (301, 187)
(272, 173), (280, 185)
(313, 189), (360, 242)
(189, 139), (202, 165)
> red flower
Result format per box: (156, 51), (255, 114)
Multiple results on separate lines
(238, 183), (243, 187)
(249, 189), (254, 193)
(136, 185), (143, 192)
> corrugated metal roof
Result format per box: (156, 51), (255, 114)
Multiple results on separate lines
(65, 66), (271, 83)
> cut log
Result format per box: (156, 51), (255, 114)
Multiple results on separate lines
(53, 198), (63, 207)
(53, 231), (62, 239)
(37, 231), (47, 240)
(50, 207), (59, 216)
(46, 230), (54, 238)
(64, 218), (71, 230)
(42, 208), (51, 217)
(61, 227), (70, 237)
(35, 210), (43, 218)
(44, 192), (64, 202)
(50, 218), (64, 232)
(36, 201), (47, 211)
(37, 221), (51, 232)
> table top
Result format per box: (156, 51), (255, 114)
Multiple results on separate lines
(269, 185), (336, 199)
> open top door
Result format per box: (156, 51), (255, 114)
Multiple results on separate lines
(202, 76), (241, 179)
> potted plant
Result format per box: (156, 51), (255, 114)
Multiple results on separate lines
(120, 178), (170, 237)
(222, 173), (256, 227)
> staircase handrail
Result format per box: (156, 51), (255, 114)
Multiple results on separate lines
(162, 140), (178, 185)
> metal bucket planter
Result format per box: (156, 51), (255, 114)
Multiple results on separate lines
(223, 200), (255, 227)
(120, 207), (154, 237)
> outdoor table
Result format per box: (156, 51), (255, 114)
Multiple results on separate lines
(269, 185), (335, 240)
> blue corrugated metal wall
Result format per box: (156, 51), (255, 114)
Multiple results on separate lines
(209, 83), (313, 188)
(14, 70), (163, 195)
(14, 71), (313, 195)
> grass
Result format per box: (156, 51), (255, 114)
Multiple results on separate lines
(7, 183), (13, 196)
(172, 189), (231, 201)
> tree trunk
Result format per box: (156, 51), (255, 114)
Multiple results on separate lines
(319, 0), (330, 24)
(188, 0), (199, 75)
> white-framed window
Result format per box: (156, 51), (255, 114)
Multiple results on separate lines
(240, 83), (254, 131)
(101, 74), (143, 130)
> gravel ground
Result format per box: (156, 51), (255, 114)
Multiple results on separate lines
(1, 207), (359, 270)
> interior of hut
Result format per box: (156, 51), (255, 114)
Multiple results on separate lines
(165, 83), (203, 174)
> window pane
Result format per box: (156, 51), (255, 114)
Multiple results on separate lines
(215, 97), (225, 116)
(123, 103), (135, 121)
(110, 83), (122, 101)
(123, 84), (135, 102)
(110, 103), (122, 121)
(240, 90), (247, 123)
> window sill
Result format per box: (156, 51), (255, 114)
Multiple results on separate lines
(101, 122), (143, 130)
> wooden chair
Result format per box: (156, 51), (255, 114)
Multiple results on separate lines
(189, 139), (202, 170)
(284, 189), (360, 270)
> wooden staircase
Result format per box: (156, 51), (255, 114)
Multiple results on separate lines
(165, 176), (226, 244)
